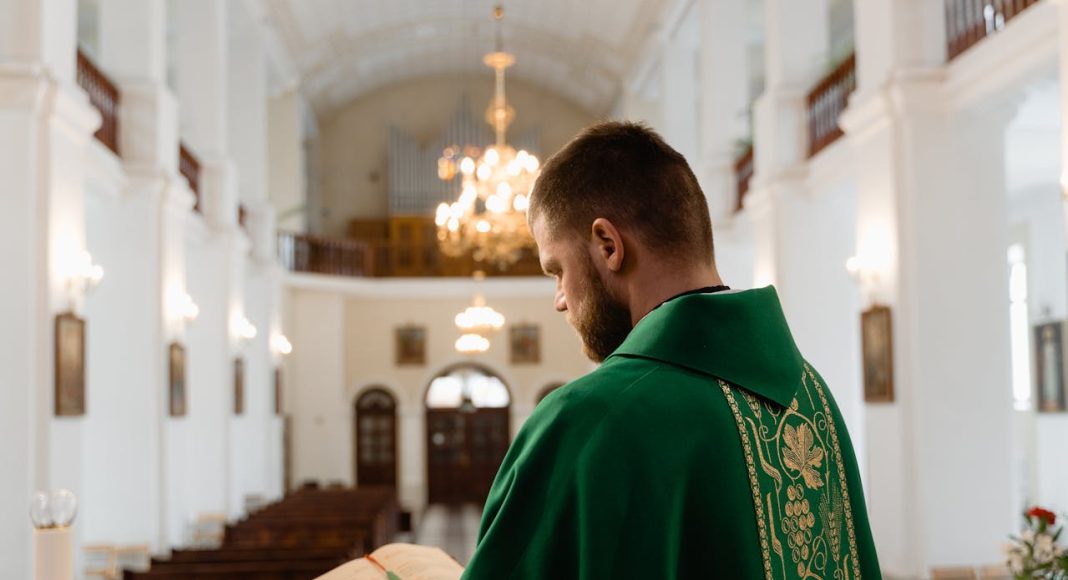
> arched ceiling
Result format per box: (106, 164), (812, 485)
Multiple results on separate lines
(263, 0), (672, 116)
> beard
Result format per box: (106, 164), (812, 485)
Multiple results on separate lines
(570, 256), (633, 363)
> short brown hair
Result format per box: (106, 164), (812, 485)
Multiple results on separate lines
(528, 121), (714, 264)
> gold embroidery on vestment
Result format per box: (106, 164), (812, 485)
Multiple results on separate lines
(719, 381), (774, 580)
(719, 367), (863, 579)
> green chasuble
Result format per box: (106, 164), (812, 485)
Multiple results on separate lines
(462, 287), (881, 579)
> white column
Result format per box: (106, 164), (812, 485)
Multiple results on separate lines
(1042, 0), (1068, 538)
(173, 0), (237, 230)
(174, 0), (239, 522)
(697, 0), (750, 223)
(95, 0), (189, 552)
(695, 0), (756, 290)
(0, 0), (79, 83)
(268, 90), (307, 233)
(659, 7), (700, 164)
(752, 0), (828, 179)
(843, 0), (1015, 572)
(1060, 0), (1068, 239)
(227, 2), (276, 516)
(0, 0), (99, 577)
(747, 0), (828, 287)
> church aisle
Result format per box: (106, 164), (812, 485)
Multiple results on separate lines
(414, 504), (483, 565)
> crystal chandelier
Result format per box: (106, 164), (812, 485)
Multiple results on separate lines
(453, 273), (505, 355)
(435, 5), (540, 270)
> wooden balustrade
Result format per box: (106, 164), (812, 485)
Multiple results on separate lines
(278, 232), (542, 278)
(278, 232), (375, 277)
(945, 0), (1041, 60)
(734, 144), (754, 213)
(806, 52), (857, 159)
(179, 142), (203, 213)
(76, 48), (120, 155)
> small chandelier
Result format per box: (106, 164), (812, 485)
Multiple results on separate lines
(453, 273), (505, 355)
(435, 5), (539, 269)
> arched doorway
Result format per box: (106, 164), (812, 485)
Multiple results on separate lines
(354, 387), (398, 490)
(425, 364), (511, 504)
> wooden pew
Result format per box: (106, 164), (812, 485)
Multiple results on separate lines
(125, 487), (397, 579)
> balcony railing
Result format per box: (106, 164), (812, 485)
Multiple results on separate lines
(806, 52), (857, 158)
(76, 48), (120, 156)
(278, 232), (543, 278)
(733, 144), (754, 213)
(278, 232), (375, 277)
(179, 142), (202, 213)
(946, 0), (1042, 60)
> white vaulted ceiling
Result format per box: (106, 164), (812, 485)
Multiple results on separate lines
(263, 0), (672, 116)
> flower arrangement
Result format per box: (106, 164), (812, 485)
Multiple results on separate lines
(1006, 507), (1068, 579)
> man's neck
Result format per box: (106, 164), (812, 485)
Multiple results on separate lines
(627, 266), (724, 325)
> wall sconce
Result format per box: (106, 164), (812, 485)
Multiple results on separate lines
(66, 250), (103, 305)
(846, 255), (884, 303)
(236, 316), (257, 345)
(271, 334), (292, 356)
(179, 293), (199, 322)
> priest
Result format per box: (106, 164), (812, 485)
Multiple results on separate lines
(461, 122), (881, 579)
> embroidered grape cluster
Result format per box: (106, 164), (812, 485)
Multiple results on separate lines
(784, 483), (815, 566)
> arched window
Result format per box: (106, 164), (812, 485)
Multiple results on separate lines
(355, 388), (397, 489)
(426, 366), (510, 410)
(425, 364), (511, 504)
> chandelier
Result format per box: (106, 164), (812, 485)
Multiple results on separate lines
(453, 273), (505, 354)
(435, 5), (540, 270)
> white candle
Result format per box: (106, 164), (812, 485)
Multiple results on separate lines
(32, 527), (73, 580)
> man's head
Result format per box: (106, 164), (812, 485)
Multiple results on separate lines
(529, 121), (717, 362)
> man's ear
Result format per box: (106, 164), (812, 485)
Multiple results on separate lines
(590, 218), (624, 273)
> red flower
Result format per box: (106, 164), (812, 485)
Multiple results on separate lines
(1027, 507), (1057, 526)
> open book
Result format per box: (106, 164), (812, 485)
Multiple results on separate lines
(316, 543), (464, 580)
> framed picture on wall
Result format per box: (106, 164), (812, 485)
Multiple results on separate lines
(1035, 321), (1067, 413)
(54, 311), (86, 417)
(395, 325), (426, 366)
(234, 358), (245, 415)
(168, 342), (187, 417)
(510, 324), (541, 364)
(861, 305), (894, 403)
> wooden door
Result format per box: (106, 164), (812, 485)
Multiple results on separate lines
(355, 388), (398, 490)
(426, 408), (510, 504)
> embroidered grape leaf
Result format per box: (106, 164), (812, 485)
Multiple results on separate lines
(782, 423), (824, 490)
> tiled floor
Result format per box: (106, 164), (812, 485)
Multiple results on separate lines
(413, 503), (483, 565)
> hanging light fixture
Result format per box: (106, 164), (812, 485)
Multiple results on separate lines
(435, 5), (539, 269)
(453, 271), (505, 355)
